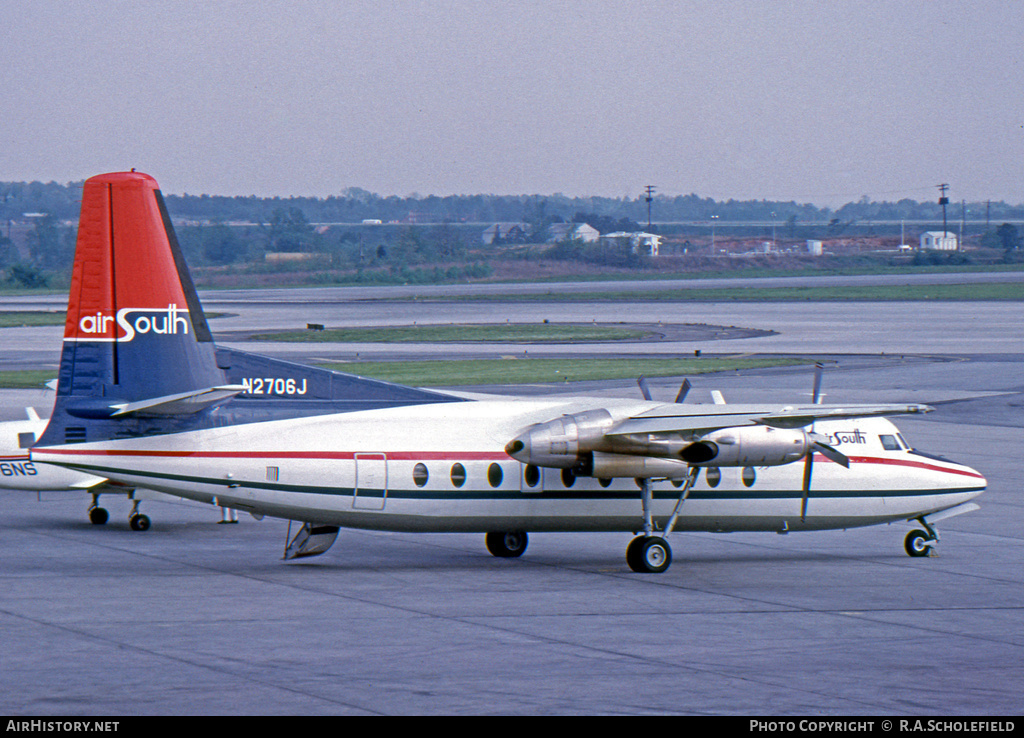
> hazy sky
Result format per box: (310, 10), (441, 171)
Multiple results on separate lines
(3, 1), (1022, 206)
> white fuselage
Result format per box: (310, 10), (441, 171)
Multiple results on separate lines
(32, 396), (985, 534)
(1, 417), (106, 492)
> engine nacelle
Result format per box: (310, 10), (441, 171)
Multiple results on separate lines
(505, 409), (616, 468)
(680, 425), (810, 467)
(576, 451), (691, 480)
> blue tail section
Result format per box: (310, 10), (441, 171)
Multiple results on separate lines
(36, 172), (461, 447)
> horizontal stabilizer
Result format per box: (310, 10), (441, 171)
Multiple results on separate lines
(608, 403), (933, 436)
(109, 385), (247, 417)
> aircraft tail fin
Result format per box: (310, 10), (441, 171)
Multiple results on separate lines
(38, 171), (226, 445)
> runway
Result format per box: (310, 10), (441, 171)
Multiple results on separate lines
(0, 276), (1022, 715)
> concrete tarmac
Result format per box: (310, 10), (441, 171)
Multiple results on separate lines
(0, 279), (1022, 715)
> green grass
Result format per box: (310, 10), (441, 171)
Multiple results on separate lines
(450, 282), (1024, 302)
(252, 323), (653, 343)
(318, 357), (805, 387)
(0, 370), (57, 389)
(0, 311), (66, 328)
(0, 357), (803, 389)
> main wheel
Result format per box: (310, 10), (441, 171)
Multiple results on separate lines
(88, 506), (109, 525)
(486, 531), (528, 558)
(129, 513), (151, 532)
(904, 529), (932, 557)
(627, 536), (672, 573)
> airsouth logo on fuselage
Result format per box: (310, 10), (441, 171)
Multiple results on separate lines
(74, 304), (190, 342)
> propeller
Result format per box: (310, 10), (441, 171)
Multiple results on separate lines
(800, 363), (851, 521)
(638, 376), (691, 403)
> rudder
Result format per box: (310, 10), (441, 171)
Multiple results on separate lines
(39, 171), (226, 444)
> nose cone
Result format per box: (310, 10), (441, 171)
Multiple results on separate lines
(505, 437), (528, 462)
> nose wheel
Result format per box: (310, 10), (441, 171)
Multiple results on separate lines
(904, 529), (934, 557)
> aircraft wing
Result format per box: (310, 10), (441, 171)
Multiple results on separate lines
(606, 402), (934, 436)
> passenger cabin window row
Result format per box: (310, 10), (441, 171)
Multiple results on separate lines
(410, 463), (771, 490)
(412, 462), (506, 489)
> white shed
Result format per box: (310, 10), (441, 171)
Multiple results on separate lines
(919, 231), (958, 251)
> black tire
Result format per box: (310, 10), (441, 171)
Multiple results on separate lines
(904, 529), (932, 557)
(486, 531), (528, 558)
(627, 536), (672, 573)
(88, 507), (109, 525)
(626, 536), (646, 572)
(129, 513), (151, 532)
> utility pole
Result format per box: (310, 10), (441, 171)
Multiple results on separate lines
(644, 185), (656, 231)
(937, 183), (950, 240)
(960, 200), (966, 251)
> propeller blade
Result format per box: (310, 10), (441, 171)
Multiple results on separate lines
(812, 362), (824, 405)
(674, 378), (691, 404)
(801, 454), (813, 521)
(810, 438), (850, 468)
(637, 375), (652, 401)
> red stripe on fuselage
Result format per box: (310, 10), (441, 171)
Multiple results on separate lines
(35, 448), (983, 479)
(35, 449), (511, 461)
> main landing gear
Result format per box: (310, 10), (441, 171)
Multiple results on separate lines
(625, 469), (698, 573)
(626, 535), (672, 573)
(485, 531), (529, 558)
(87, 492), (151, 531)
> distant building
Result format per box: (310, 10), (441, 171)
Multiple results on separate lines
(601, 231), (663, 256)
(481, 222), (528, 245)
(806, 239), (823, 256)
(919, 231), (958, 251)
(545, 222), (600, 243)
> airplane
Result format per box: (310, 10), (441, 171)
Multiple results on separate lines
(29, 171), (985, 573)
(0, 406), (226, 528)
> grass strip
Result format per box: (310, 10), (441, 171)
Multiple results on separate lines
(0, 371), (57, 389)
(252, 323), (652, 343)
(447, 282), (1024, 302)
(0, 312), (66, 328)
(317, 357), (805, 387)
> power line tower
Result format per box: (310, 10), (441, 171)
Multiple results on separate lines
(644, 185), (656, 231)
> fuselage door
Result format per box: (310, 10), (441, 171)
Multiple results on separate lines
(353, 453), (387, 510)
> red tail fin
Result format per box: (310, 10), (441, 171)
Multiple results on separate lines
(65, 171), (210, 344)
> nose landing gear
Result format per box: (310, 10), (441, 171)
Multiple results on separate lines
(904, 529), (935, 557)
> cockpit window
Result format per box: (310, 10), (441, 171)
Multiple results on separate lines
(879, 434), (901, 451)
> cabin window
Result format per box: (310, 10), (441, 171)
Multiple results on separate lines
(524, 464), (540, 487)
(742, 466), (756, 487)
(413, 463), (429, 488)
(705, 467), (721, 487)
(450, 463), (466, 488)
(266, 466), (279, 482)
(879, 435), (900, 451)
(561, 468), (576, 488)
(18, 432), (35, 449)
(487, 463), (503, 488)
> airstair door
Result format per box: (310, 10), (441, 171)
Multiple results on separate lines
(353, 453), (388, 510)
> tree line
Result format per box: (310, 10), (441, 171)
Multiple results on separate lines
(2, 180), (1022, 288)
(5, 179), (1024, 226)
